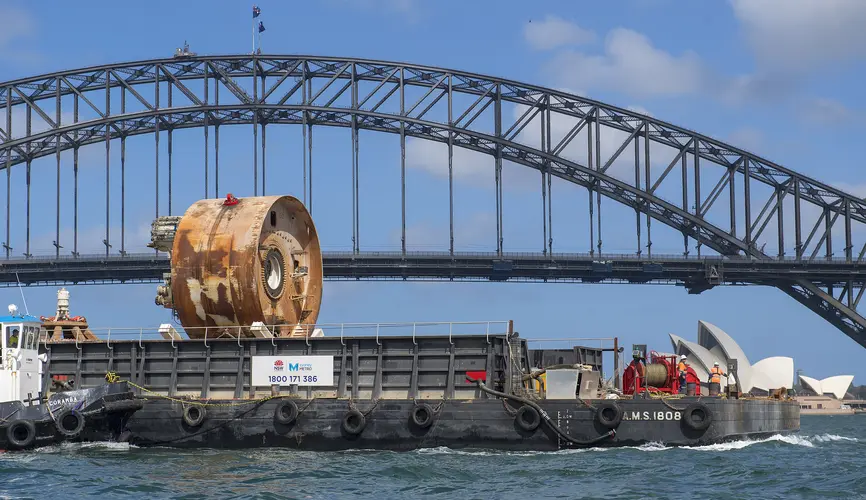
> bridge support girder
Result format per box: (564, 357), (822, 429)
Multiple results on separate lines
(776, 279), (866, 349)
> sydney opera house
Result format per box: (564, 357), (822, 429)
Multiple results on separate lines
(798, 375), (854, 400)
(670, 321), (853, 399)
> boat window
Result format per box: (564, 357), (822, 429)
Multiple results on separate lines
(6, 326), (20, 349)
(25, 327), (36, 350)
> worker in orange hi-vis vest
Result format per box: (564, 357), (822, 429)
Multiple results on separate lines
(708, 361), (727, 396)
(677, 355), (688, 394)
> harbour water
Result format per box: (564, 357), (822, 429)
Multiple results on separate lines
(1, 415), (863, 499)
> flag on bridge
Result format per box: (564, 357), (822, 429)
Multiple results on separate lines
(258, 21), (266, 33)
(253, 5), (261, 17)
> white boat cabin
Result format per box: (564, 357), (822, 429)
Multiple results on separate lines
(0, 305), (42, 403)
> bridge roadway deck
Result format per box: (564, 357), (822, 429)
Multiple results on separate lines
(0, 252), (862, 289)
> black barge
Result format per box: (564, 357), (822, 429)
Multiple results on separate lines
(39, 323), (799, 451)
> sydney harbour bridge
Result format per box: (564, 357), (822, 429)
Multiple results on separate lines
(1, 54), (866, 347)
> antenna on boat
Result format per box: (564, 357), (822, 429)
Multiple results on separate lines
(14, 272), (29, 315)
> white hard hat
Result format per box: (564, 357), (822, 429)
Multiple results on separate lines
(679, 355), (687, 360)
(714, 361), (719, 366)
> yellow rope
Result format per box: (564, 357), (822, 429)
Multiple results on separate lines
(104, 371), (303, 407)
(644, 389), (685, 400)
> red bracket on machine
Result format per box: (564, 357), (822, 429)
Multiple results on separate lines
(465, 371), (487, 382)
(223, 193), (239, 206)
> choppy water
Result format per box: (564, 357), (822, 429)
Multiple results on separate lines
(1, 415), (864, 499)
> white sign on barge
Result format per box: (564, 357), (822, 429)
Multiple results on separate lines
(251, 356), (335, 387)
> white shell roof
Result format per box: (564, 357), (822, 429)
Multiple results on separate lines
(697, 320), (752, 392)
(800, 374), (854, 399)
(669, 333), (726, 385)
(749, 356), (794, 391)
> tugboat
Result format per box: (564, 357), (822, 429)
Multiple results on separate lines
(37, 193), (799, 451)
(0, 300), (141, 451)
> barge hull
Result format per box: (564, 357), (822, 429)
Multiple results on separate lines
(124, 397), (799, 451)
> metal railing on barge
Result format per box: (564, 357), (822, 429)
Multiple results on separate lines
(38, 321), (529, 402)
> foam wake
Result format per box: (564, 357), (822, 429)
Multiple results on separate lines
(34, 441), (137, 453)
(412, 432), (857, 455)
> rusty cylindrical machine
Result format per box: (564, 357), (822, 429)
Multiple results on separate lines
(151, 194), (323, 338)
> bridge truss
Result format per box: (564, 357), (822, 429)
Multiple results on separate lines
(1, 55), (865, 346)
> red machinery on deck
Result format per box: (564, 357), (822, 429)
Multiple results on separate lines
(623, 350), (701, 396)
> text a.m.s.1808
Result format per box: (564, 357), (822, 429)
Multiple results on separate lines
(251, 356), (335, 387)
(621, 410), (682, 421)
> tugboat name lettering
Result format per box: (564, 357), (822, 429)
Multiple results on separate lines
(49, 396), (80, 408)
(622, 411), (681, 421)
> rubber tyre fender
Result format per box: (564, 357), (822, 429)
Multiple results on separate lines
(274, 400), (299, 425)
(182, 405), (206, 427)
(6, 419), (36, 449)
(682, 402), (713, 431)
(595, 401), (624, 429)
(514, 405), (541, 432)
(55, 409), (86, 439)
(410, 403), (435, 429)
(342, 409), (366, 436)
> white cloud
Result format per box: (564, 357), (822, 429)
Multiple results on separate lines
(523, 15), (596, 51)
(406, 98), (675, 191)
(405, 136), (539, 190)
(527, 16), (859, 110)
(726, 127), (764, 154)
(6, 108), (77, 139)
(0, 5), (32, 48)
(405, 138), (494, 187)
(730, 0), (866, 73)
(0, 5), (35, 63)
(399, 212), (496, 251)
(802, 98), (854, 125)
(545, 28), (707, 98)
(830, 182), (866, 199)
(627, 105), (652, 117)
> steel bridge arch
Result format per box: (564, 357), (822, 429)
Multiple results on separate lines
(1, 54), (866, 346)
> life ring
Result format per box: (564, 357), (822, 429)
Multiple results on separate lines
(595, 401), (624, 429)
(515, 405), (541, 432)
(275, 400), (299, 425)
(55, 409), (85, 439)
(410, 403), (435, 429)
(6, 419), (36, 449)
(342, 409), (366, 436)
(682, 402), (713, 431)
(182, 405), (206, 427)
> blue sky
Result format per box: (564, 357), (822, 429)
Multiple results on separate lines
(1, 0), (865, 384)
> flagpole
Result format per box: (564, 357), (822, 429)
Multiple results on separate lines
(252, 14), (255, 53)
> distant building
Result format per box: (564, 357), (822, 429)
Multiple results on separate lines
(796, 395), (854, 415)
(670, 320), (794, 393)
